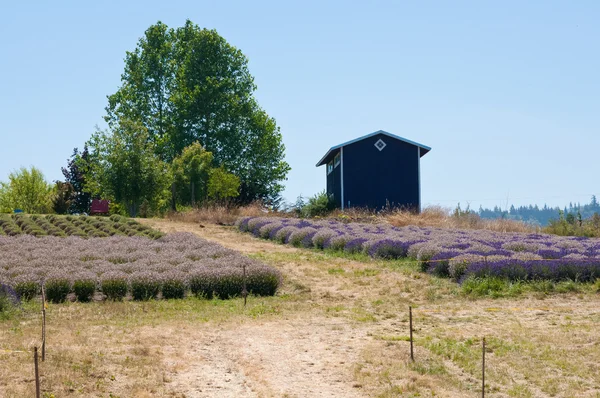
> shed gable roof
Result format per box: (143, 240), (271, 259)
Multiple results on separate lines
(316, 130), (431, 167)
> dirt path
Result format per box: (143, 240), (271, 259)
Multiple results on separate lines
(144, 220), (371, 397)
(179, 320), (365, 398)
(138, 219), (600, 398)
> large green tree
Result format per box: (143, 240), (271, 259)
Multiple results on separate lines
(0, 167), (53, 213)
(171, 142), (241, 207)
(85, 120), (171, 217)
(105, 20), (290, 204)
(172, 142), (213, 206)
(105, 22), (174, 160)
(207, 166), (240, 203)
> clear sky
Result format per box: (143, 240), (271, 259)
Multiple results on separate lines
(1, 1), (598, 210)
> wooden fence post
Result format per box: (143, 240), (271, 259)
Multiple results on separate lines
(34, 346), (41, 398)
(242, 263), (248, 307)
(41, 284), (46, 362)
(482, 336), (486, 398)
(409, 306), (414, 361)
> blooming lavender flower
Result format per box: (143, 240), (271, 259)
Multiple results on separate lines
(235, 216), (600, 283)
(449, 254), (485, 280)
(288, 227), (318, 248)
(311, 228), (338, 249)
(324, 235), (350, 251)
(274, 226), (299, 244)
(343, 237), (368, 254)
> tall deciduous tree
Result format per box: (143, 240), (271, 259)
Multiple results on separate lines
(0, 167), (53, 213)
(207, 167), (240, 203)
(172, 142), (213, 206)
(105, 22), (175, 160)
(86, 120), (171, 217)
(105, 20), (290, 204)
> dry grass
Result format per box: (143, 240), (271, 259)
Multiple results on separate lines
(3, 220), (599, 397)
(383, 206), (536, 233)
(165, 202), (270, 226)
(0, 298), (286, 397)
(167, 204), (536, 233)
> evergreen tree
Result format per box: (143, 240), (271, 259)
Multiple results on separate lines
(61, 146), (91, 214)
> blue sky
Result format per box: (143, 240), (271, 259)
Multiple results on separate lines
(1, 1), (598, 210)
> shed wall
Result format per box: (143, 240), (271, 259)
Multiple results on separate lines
(342, 133), (419, 210)
(325, 154), (342, 208)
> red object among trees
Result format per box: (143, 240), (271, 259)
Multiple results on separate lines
(90, 200), (109, 215)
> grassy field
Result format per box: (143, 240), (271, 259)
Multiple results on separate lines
(2, 219), (600, 397)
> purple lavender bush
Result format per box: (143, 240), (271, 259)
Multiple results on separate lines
(0, 232), (282, 302)
(237, 216), (600, 284)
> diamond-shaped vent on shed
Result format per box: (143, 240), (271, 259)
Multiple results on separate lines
(374, 139), (387, 151)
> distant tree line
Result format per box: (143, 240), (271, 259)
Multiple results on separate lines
(478, 196), (600, 227)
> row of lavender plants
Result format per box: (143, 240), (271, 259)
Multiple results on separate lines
(0, 213), (164, 239)
(236, 217), (600, 283)
(0, 233), (281, 303)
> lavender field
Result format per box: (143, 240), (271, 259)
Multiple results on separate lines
(0, 232), (281, 302)
(237, 217), (600, 283)
(0, 213), (163, 239)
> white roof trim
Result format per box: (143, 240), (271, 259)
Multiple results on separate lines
(316, 130), (431, 167)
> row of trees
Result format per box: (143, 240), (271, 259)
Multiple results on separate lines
(1, 20), (290, 217)
(478, 196), (600, 226)
(56, 128), (242, 217)
(0, 137), (243, 217)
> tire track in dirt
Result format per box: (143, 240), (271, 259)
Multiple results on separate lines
(144, 220), (370, 397)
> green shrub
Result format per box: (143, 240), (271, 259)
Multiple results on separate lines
(212, 274), (244, 299)
(190, 267), (281, 300)
(189, 272), (215, 299)
(461, 276), (510, 298)
(247, 269), (282, 296)
(555, 280), (581, 293)
(147, 231), (164, 239)
(45, 278), (71, 303)
(130, 274), (161, 301)
(301, 191), (336, 218)
(14, 281), (39, 301)
(161, 279), (186, 300)
(101, 278), (128, 301)
(0, 294), (11, 313)
(529, 280), (555, 294)
(73, 279), (96, 302)
(110, 214), (125, 222)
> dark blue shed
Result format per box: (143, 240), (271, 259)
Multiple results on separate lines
(316, 130), (431, 211)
